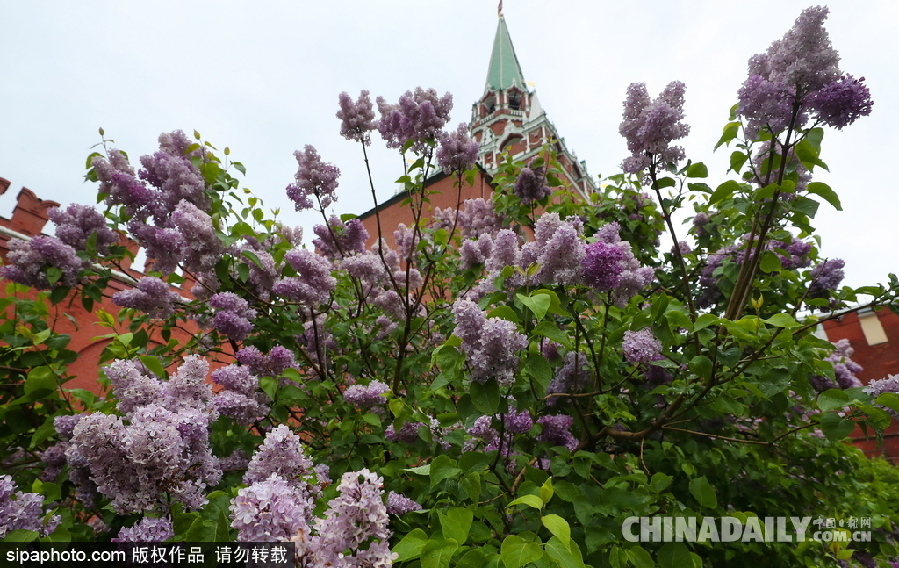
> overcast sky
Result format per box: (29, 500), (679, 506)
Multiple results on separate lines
(1, 1), (896, 290)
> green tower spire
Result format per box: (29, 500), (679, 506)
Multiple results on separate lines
(485, 16), (526, 92)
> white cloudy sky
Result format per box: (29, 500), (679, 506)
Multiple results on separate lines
(1, 0), (896, 290)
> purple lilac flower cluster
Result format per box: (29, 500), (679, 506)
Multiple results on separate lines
(619, 81), (690, 173)
(112, 516), (174, 543)
(546, 351), (591, 405)
(337, 90), (376, 144)
(90, 131), (223, 280)
(386, 491), (422, 515)
(452, 299), (527, 386)
(49, 203), (118, 253)
(737, 6), (872, 139)
(0, 235), (84, 289)
(313, 216), (369, 260)
(520, 213), (584, 286)
(808, 258), (845, 298)
(231, 237), (280, 301)
(235, 346), (296, 377)
(864, 374), (899, 419)
(112, 277), (182, 319)
(437, 123), (479, 173)
(513, 166), (552, 203)
(536, 414), (578, 451)
(811, 339), (863, 392)
(231, 474), (313, 542)
(343, 380), (390, 409)
(211, 364), (270, 425)
(286, 146), (340, 211)
(243, 425), (314, 490)
(376, 88), (453, 154)
(209, 292), (257, 342)
(582, 222), (654, 305)
(64, 356), (221, 513)
(0, 475), (61, 538)
(272, 248), (336, 307)
(622, 329), (664, 364)
(433, 198), (505, 240)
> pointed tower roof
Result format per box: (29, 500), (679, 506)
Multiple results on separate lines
(485, 16), (526, 92)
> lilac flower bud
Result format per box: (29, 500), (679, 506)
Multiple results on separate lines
(286, 145), (340, 211)
(337, 90), (376, 144)
(437, 123), (479, 173)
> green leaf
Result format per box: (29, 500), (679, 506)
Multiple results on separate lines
(688, 476), (717, 509)
(693, 313), (719, 331)
(729, 151), (748, 173)
(25, 366), (57, 400)
(421, 536), (459, 568)
(501, 535), (543, 568)
(709, 180), (740, 205)
(394, 528), (429, 561)
(806, 182), (842, 211)
(532, 321), (571, 348)
(715, 121), (740, 149)
(542, 514), (571, 547)
(759, 250), (782, 273)
(686, 162), (708, 178)
(818, 389), (851, 411)
(46, 267), (63, 286)
(139, 355), (166, 379)
(650, 472), (672, 492)
(764, 313), (799, 328)
(876, 392), (899, 413)
(517, 292), (551, 321)
(540, 478), (554, 504)
(471, 378), (501, 415)
(3, 529), (40, 542)
(441, 507), (473, 545)
(628, 546), (656, 568)
(820, 411), (856, 441)
(544, 536), (586, 568)
(430, 455), (462, 487)
(507, 494), (544, 511)
(658, 543), (698, 568)
(688, 356), (712, 380)
(405, 463), (431, 476)
(654, 176), (676, 189)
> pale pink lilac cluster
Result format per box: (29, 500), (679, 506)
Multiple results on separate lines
(437, 123), (479, 173)
(286, 145), (340, 211)
(386, 491), (422, 515)
(737, 6), (872, 139)
(622, 329), (664, 364)
(209, 292), (257, 342)
(313, 216), (369, 260)
(619, 81), (689, 173)
(343, 380), (390, 409)
(536, 414), (578, 451)
(112, 277), (182, 319)
(272, 248), (336, 307)
(0, 475), (61, 538)
(0, 235), (84, 289)
(337, 90), (376, 144)
(243, 425), (314, 491)
(452, 299), (527, 386)
(376, 87), (453, 154)
(111, 516), (174, 542)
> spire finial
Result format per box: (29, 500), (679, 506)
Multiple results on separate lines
(498, 0), (503, 17)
